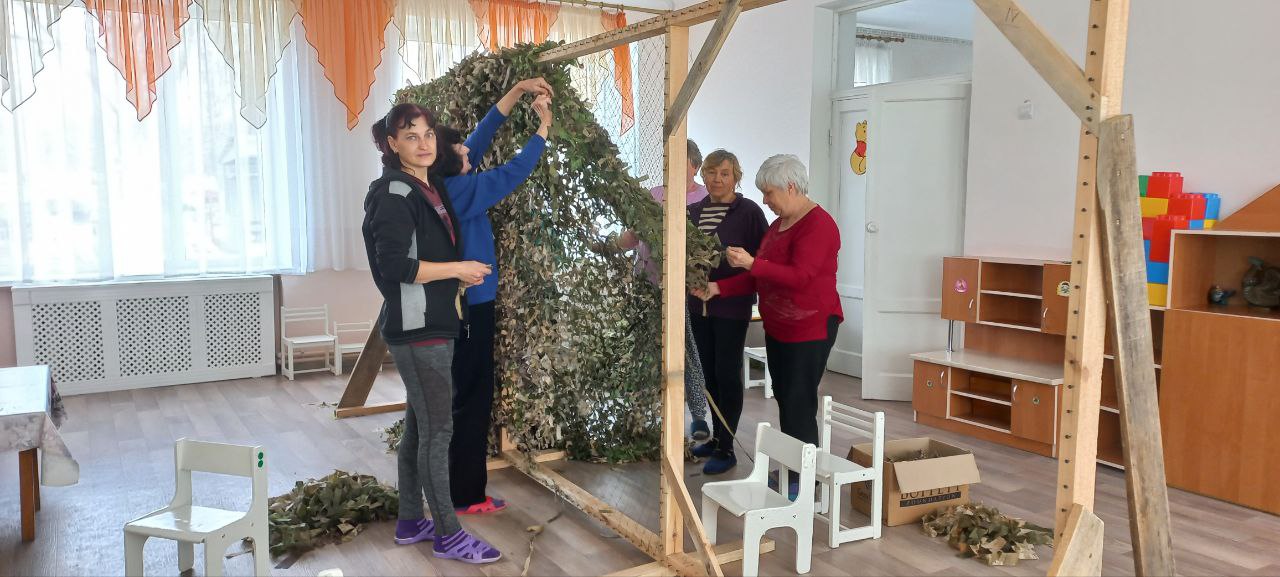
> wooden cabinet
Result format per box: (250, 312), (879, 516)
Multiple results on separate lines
(1011, 380), (1057, 445)
(912, 361), (950, 418)
(1040, 263), (1071, 335)
(941, 257), (979, 322)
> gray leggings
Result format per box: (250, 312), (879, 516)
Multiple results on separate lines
(389, 342), (461, 536)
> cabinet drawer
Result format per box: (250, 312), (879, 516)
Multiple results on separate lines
(913, 361), (950, 418)
(1011, 379), (1057, 445)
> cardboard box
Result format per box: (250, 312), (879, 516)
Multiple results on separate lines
(848, 438), (981, 527)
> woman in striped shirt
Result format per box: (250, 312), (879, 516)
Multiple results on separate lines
(686, 149), (769, 475)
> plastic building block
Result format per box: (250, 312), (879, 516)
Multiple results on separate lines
(1148, 283), (1168, 307)
(1142, 217), (1155, 239)
(1147, 172), (1183, 199)
(1141, 197), (1170, 218)
(1205, 219), (1217, 229)
(1139, 174), (1149, 197)
(1168, 193), (1206, 220)
(1147, 261), (1170, 284)
(1190, 219), (1205, 230)
(1150, 214), (1189, 263)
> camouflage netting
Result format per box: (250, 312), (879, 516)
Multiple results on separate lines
(395, 42), (721, 462)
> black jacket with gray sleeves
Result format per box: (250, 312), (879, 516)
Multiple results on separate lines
(362, 168), (466, 345)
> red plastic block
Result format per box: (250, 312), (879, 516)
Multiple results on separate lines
(1167, 193), (1206, 220)
(1147, 171), (1183, 199)
(1142, 217), (1155, 240)
(1149, 214), (1188, 263)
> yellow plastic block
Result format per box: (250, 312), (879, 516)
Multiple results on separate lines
(1205, 219), (1217, 229)
(1141, 197), (1170, 218)
(1148, 283), (1168, 307)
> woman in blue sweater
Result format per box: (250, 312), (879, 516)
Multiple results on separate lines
(431, 78), (553, 515)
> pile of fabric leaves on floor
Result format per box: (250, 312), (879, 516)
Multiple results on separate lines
(268, 471), (399, 557)
(922, 503), (1053, 566)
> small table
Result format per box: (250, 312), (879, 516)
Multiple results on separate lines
(0, 365), (78, 541)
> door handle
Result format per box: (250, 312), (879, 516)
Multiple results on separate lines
(866, 222), (879, 233)
(1042, 307), (1049, 319)
(1012, 382), (1018, 401)
(969, 298), (975, 310)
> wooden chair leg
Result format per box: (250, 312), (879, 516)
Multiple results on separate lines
(19, 448), (37, 541)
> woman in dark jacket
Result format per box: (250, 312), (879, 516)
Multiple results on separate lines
(363, 102), (500, 564)
(687, 149), (769, 475)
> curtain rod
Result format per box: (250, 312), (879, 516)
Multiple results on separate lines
(541, 0), (671, 15)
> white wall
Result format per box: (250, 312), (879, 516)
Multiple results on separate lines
(683, 0), (824, 215)
(964, 0), (1280, 259)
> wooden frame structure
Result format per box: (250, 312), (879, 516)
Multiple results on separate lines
(335, 0), (1175, 575)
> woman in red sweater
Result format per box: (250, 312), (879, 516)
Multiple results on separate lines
(694, 154), (842, 495)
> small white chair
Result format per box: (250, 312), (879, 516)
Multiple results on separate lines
(124, 439), (270, 577)
(280, 305), (335, 380)
(742, 347), (773, 398)
(701, 422), (817, 577)
(332, 320), (375, 376)
(815, 395), (885, 548)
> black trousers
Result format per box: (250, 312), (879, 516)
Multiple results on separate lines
(449, 300), (496, 508)
(765, 315), (839, 483)
(690, 314), (750, 455)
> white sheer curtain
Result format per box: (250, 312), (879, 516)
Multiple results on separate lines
(854, 38), (891, 87)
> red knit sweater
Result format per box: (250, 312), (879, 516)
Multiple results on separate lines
(717, 205), (843, 343)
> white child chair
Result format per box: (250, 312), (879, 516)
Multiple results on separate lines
(124, 439), (270, 577)
(742, 347), (773, 398)
(815, 395), (885, 548)
(280, 305), (335, 380)
(701, 422), (817, 577)
(331, 320), (375, 376)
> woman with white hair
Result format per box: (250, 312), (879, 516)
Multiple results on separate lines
(693, 154), (842, 498)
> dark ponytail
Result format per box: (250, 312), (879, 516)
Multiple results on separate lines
(432, 125), (466, 178)
(371, 103), (436, 169)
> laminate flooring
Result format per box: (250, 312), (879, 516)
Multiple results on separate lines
(2, 368), (1276, 576)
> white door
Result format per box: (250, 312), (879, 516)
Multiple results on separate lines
(827, 96), (871, 378)
(861, 78), (969, 400)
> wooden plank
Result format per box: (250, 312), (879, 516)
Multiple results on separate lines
(19, 448), (37, 541)
(1095, 115), (1175, 576)
(607, 541), (776, 577)
(663, 0), (742, 138)
(972, 0), (1097, 132)
(486, 449), (565, 471)
(1048, 504), (1105, 577)
(333, 402), (404, 419)
(537, 0), (783, 63)
(336, 329), (388, 409)
(661, 24), (690, 559)
(1215, 183), (1280, 232)
(661, 458), (724, 577)
(502, 450), (665, 561)
(1052, 0), (1127, 542)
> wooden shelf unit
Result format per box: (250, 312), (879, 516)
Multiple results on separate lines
(919, 256), (1159, 465)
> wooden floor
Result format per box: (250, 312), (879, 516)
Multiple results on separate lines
(2, 368), (1278, 576)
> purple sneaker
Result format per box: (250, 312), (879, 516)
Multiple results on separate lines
(433, 530), (502, 564)
(394, 519), (435, 545)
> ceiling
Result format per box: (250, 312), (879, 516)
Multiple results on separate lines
(857, 0), (975, 41)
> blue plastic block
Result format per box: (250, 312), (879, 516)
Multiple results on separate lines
(1144, 239), (1151, 260)
(1190, 219), (1205, 230)
(1147, 260), (1169, 284)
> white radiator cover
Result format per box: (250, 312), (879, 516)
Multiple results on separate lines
(12, 276), (276, 395)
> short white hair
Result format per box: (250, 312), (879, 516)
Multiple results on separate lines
(755, 154), (809, 195)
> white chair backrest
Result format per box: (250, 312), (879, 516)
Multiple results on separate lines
(333, 320), (373, 344)
(753, 422), (818, 483)
(172, 438), (267, 514)
(281, 305), (330, 338)
(820, 396), (885, 454)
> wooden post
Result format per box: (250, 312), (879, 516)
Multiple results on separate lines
(661, 23), (690, 559)
(1096, 115), (1176, 577)
(1051, 0), (1128, 544)
(19, 448), (37, 541)
(1048, 504), (1105, 577)
(664, 0), (742, 138)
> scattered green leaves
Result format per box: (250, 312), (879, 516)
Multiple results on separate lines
(921, 503), (1054, 566)
(267, 471), (399, 557)
(394, 42), (720, 462)
(382, 419), (404, 453)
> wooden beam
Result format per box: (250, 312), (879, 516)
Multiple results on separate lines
(607, 541), (776, 577)
(336, 329), (388, 409)
(973, 0), (1098, 132)
(661, 457), (724, 577)
(1051, 0), (1127, 544)
(486, 449), (565, 471)
(1048, 504), (1105, 577)
(537, 0), (783, 63)
(663, 0), (742, 138)
(502, 450), (665, 560)
(660, 24), (691, 560)
(333, 402), (404, 419)
(1096, 115), (1176, 577)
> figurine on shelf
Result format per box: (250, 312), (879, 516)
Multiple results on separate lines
(1207, 284), (1236, 306)
(1242, 257), (1280, 309)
